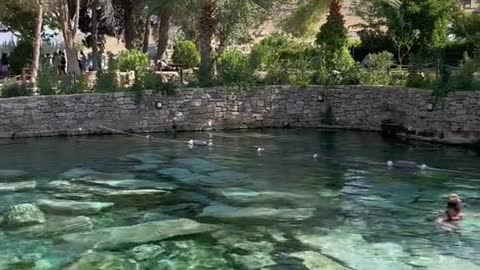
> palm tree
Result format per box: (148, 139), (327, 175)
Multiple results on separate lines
(142, 2), (172, 61)
(154, 0), (275, 85)
(152, 0), (399, 84)
(156, 8), (173, 62)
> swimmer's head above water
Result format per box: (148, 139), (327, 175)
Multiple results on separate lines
(445, 193), (464, 221)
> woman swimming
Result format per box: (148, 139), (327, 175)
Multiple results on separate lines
(436, 194), (464, 231)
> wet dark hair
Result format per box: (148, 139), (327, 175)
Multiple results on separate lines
(446, 201), (463, 218)
(447, 201), (463, 210)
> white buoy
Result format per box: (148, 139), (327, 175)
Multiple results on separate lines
(188, 139), (208, 146)
(313, 153), (319, 159)
(257, 147), (265, 153)
(387, 161), (394, 167)
(208, 139), (213, 146)
(419, 164), (428, 170)
(146, 135), (152, 140)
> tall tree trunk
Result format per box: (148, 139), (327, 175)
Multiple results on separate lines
(124, 5), (135, 50)
(156, 10), (172, 62)
(198, 1), (217, 85)
(143, 14), (151, 53)
(31, 0), (44, 86)
(91, 0), (100, 71)
(58, 0), (81, 75)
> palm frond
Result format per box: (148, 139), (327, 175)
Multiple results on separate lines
(149, 0), (192, 14)
(282, 0), (330, 37)
(379, 0), (401, 8)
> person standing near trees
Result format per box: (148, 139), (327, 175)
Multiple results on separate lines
(79, 51), (87, 73)
(1, 53), (9, 77)
(53, 51), (60, 75)
(59, 51), (67, 75)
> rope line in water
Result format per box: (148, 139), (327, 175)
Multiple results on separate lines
(98, 125), (251, 150)
(98, 125), (480, 176)
(97, 126), (389, 165)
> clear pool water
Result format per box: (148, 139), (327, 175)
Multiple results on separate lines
(0, 129), (479, 270)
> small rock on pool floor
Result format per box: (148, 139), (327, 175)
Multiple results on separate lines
(37, 199), (114, 215)
(198, 205), (315, 221)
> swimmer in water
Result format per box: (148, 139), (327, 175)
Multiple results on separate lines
(445, 194), (464, 221)
(436, 194), (464, 231)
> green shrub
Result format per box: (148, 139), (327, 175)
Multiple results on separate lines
(406, 71), (438, 90)
(287, 56), (312, 87)
(449, 53), (480, 91)
(404, 55), (439, 90)
(10, 40), (33, 75)
(58, 79), (77, 95)
(360, 51), (394, 85)
(38, 68), (59, 95)
(77, 75), (91, 92)
(264, 58), (289, 85)
(172, 40), (200, 69)
(353, 30), (397, 63)
(95, 72), (119, 93)
(142, 73), (164, 90)
(312, 48), (356, 85)
(107, 55), (119, 71)
(58, 75), (89, 95)
(249, 34), (296, 71)
(128, 72), (176, 97)
(216, 49), (253, 85)
(1, 80), (33, 98)
(117, 50), (149, 74)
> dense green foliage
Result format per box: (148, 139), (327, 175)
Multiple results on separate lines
(117, 50), (149, 74)
(216, 49), (252, 85)
(249, 34), (297, 71)
(172, 40), (200, 69)
(38, 68), (59, 95)
(9, 40), (33, 75)
(58, 75), (90, 95)
(316, 1), (348, 50)
(95, 58), (121, 93)
(142, 73), (164, 90)
(0, 0), (479, 97)
(0, 80), (33, 98)
(282, 0), (330, 37)
(450, 53), (480, 91)
(95, 72), (120, 93)
(0, 0), (36, 39)
(452, 12), (480, 46)
(360, 51), (394, 85)
(314, 2), (355, 85)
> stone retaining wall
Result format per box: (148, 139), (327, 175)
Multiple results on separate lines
(0, 85), (479, 144)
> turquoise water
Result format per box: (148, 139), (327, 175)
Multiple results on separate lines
(0, 129), (479, 269)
